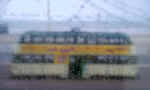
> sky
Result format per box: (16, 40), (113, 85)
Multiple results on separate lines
(0, 0), (150, 34)
(1, 0), (150, 22)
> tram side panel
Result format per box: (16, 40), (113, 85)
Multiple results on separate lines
(10, 63), (68, 78)
(10, 54), (69, 78)
(82, 55), (138, 78)
(82, 64), (138, 78)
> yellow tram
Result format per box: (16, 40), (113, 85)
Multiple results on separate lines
(10, 30), (137, 79)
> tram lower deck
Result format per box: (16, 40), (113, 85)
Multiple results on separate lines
(11, 54), (137, 79)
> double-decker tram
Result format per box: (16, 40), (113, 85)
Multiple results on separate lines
(10, 30), (138, 79)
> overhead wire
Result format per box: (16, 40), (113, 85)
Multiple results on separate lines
(67, 2), (86, 28)
(104, 0), (150, 22)
(83, 0), (134, 25)
(116, 0), (150, 18)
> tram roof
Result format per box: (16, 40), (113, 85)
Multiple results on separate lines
(22, 31), (130, 39)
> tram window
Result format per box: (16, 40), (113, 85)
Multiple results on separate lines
(66, 37), (74, 44)
(120, 56), (129, 64)
(87, 38), (96, 44)
(13, 55), (21, 63)
(105, 38), (110, 44)
(43, 55), (53, 63)
(120, 56), (128, 61)
(119, 56), (124, 64)
(119, 38), (124, 44)
(87, 58), (96, 64)
(92, 56), (98, 63)
(109, 38), (115, 44)
(13, 55), (20, 60)
(22, 55), (33, 63)
(118, 38), (125, 45)
(88, 40), (96, 44)
(128, 56), (137, 64)
(86, 60), (94, 64)
(113, 56), (117, 64)
(33, 37), (43, 43)
(45, 37), (55, 43)
(56, 37), (65, 44)
(97, 38), (102, 44)
(111, 38), (115, 44)
(124, 39), (129, 45)
(12, 59), (20, 63)
(107, 38), (110, 44)
(113, 38), (120, 45)
(107, 55), (114, 64)
(82, 56), (93, 64)
(23, 55), (31, 60)
(24, 35), (31, 43)
(118, 38), (122, 45)
(115, 55), (128, 64)
(98, 56), (105, 60)
(114, 56), (122, 64)
(128, 39), (132, 44)
(33, 55), (43, 63)
(97, 38), (108, 44)
(97, 56), (107, 63)
(70, 56), (75, 63)
(77, 36), (85, 44)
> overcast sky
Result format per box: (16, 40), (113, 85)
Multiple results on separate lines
(1, 0), (150, 22)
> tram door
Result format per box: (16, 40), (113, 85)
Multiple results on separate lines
(69, 56), (86, 78)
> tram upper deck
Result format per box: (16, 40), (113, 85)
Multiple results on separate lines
(15, 31), (134, 56)
(19, 31), (132, 45)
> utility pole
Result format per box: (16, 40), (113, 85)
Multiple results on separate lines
(47, 0), (50, 31)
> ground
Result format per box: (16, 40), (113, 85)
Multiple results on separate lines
(0, 54), (150, 90)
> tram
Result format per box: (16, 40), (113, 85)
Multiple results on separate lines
(10, 29), (137, 79)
